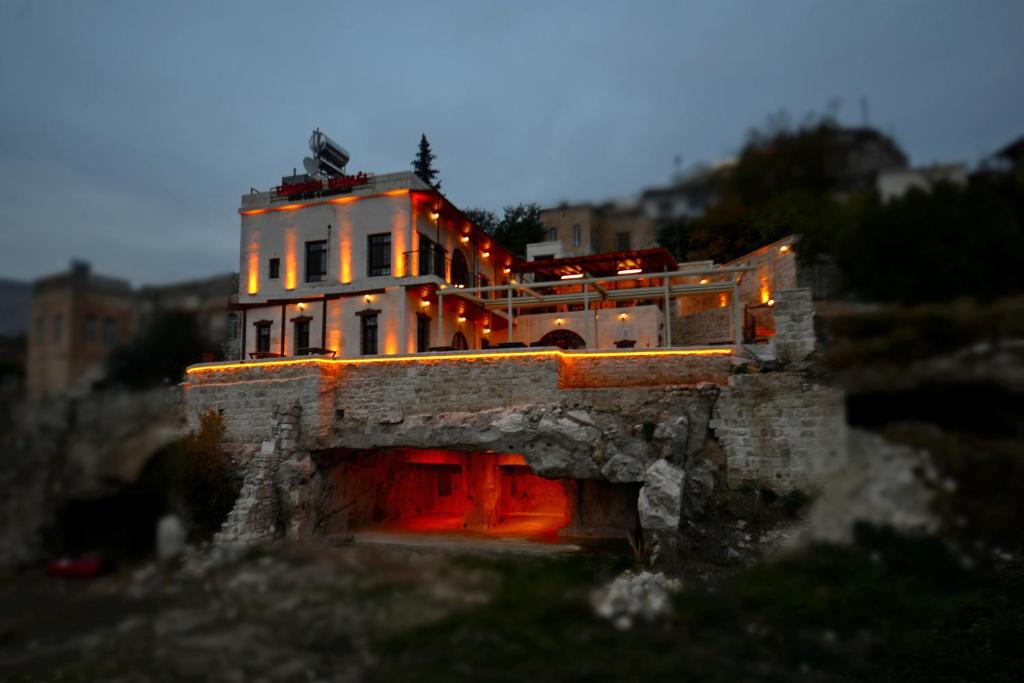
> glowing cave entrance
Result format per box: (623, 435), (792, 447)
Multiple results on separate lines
(324, 448), (639, 543)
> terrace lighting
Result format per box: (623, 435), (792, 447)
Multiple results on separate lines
(554, 318), (564, 326)
(364, 294), (373, 303)
(699, 278), (709, 285)
(617, 268), (642, 275)
(481, 250), (490, 258)
(483, 327), (492, 335)
(457, 316), (467, 324)
(297, 302), (306, 311)
(767, 299), (775, 306)
(560, 273), (584, 280)
(503, 267), (512, 275)
(429, 212), (440, 221)
(779, 245), (790, 253)
(420, 299), (430, 308)
(618, 313), (629, 322)
(460, 235), (470, 244)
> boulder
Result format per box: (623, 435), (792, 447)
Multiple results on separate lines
(156, 515), (187, 561)
(637, 459), (685, 532)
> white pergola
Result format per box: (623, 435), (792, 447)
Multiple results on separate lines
(435, 263), (756, 349)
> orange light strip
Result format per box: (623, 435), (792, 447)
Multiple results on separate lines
(185, 347), (732, 375)
(240, 188), (409, 216)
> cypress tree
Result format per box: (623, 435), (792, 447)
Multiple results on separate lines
(412, 133), (441, 190)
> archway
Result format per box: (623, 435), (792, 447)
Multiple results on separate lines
(451, 331), (469, 350)
(537, 329), (586, 350)
(450, 249), (470, 288)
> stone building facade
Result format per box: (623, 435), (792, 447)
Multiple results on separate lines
(184, 289), (840, 556)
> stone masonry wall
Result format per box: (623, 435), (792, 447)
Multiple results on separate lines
(671, 308), (732, 346)
(184, 362), (336, 448)
(185, 352), (735, 446)
(772, 288), (816, 364)
(557, 353), (732, 389)
(711, 372), (846, 493)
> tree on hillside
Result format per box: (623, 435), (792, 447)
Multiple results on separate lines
(106, 310), (206, 388)
(463, 207), (499, 234)
(488, 203), (547, 258)
(412, 134), (441, 190)
(685, 115), (906, 264)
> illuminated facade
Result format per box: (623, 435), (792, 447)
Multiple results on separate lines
(237, 170), (517, 358)
(235, 162), (799, 361)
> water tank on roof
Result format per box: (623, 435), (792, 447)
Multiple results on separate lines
(308, 128), (350, 177)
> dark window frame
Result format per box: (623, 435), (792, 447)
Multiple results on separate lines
(293, 318), (311, 354)
(254, 321), (273, 353)
(367, 233), (392, 277)
(305, 240), (327, 283)
(416, 313), (431, 352)
(359, 312), (379, 355)
(103, 317), (117, 345)
(269, 258), (280, 279)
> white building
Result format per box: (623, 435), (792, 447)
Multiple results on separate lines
(234, 139), (798, 360)
(237, 168), (520, 358)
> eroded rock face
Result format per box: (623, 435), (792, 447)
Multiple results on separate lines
(329, 391), (715, 485)
(638, 460), (685, 532)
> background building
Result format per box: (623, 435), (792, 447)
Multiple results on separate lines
(533, 201), (657, 261)
(25, 262), (237, 399)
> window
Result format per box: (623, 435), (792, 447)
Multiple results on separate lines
(255, 323), (272, 353)
(450, 249), (469, 287)
(451, 331), (468, 350)
(35, 316), (44, 343)
(572, 224), (582, 247)
(416, 314), (430, 352)
(269, 258), (280, 279)
(367, 233), (391, 277)
(52, 314), (62, 343)
(227, 312), (240, 341)
(616, 232), (631, 251)
(547, 227), (557, 241)
(84, 315), (97, 343)
(478, 274), (490, 300)
(417, 233), (446, 278)
(103, 317), (117, 345)
(360, 313), (378, 355)
(305, 241), (327, 283)
(294, 319), (310, 354)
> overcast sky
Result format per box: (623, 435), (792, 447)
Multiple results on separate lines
(1, 0), (1021, 285)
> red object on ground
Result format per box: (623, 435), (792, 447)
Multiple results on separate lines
(46, 557), (103, 578)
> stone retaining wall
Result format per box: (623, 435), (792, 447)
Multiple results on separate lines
(557, 353), (732, 389)
(711, 372), (846, 492)
(185, 352), (734, 445)
(773, 288), (816, 364)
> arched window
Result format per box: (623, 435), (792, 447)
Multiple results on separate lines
(450, 249), (469, 288)
(536, 329), (585, 350)
(451, 331), (469, 350)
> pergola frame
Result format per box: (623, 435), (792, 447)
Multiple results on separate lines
(435, 264), (756, 349)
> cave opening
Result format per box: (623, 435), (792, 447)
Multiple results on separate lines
(320, 448), (639, 544)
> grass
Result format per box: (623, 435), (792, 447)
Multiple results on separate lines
(370, 528), (1024, 682)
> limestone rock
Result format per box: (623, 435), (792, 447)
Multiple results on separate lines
(682, 464), (715, 518)
(638, 459), (685, 532)
(801, 428), (939, 544)
(156, 515), (186, 561)
(590, 570), (682, 630)
(600, 449), (647, 483)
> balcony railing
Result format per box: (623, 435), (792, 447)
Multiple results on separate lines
(402, 247), (448, 279)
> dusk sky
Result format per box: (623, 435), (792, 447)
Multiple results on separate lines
(1, 0), (1021, 285)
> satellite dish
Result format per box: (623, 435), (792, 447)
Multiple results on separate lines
(302, 157), (320, 177)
